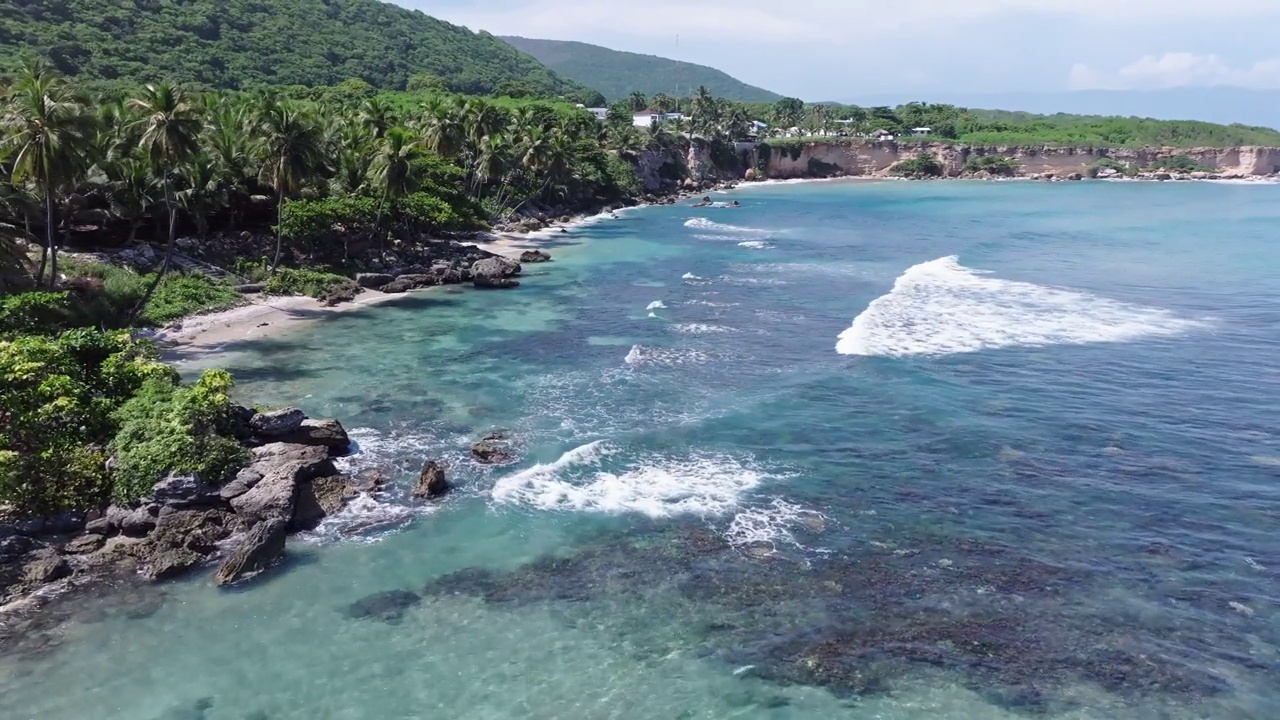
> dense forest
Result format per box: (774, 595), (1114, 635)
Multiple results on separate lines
(0, 0), (596, 99)
(502, 36), (783, 104)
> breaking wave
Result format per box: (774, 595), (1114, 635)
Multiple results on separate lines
(646, 300), (667, 310)
(684, 218), (771, 235)
(624, 344), (710, 367)
(491, 442), (766, 517)
(837, 256), (1207, 357)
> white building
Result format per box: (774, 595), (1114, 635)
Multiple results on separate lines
(584, 107), (609, 121)
(871, 129), (895, 140)
(911, 127), (932, 136)
(632, 110), (684, 128)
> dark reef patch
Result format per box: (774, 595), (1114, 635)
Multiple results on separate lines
(422, 522), (1249, 714)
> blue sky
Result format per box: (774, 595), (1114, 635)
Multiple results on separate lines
(400, 0), (1280, 100)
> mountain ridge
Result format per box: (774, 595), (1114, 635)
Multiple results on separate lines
(501, 36), (783, 103)
(0, 0), (590, 97)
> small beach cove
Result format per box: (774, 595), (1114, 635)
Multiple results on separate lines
(3, 179), (1280, 720)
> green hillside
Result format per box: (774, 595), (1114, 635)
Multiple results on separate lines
(0, 0), (590, 97)
(502, 36), (782, 103)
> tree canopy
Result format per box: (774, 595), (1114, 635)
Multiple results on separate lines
(0, 0), (593, 98)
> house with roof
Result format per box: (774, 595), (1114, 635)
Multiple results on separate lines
(632, 110), (684, 128)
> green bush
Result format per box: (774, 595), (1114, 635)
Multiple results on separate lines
(963, 155), (1019, 176)
(1153, 154), (1213, 173)
(143, 274), (242, 325)
(0, 329), (176, 514)
(0, 292), (72, 337)
(892, 152), (944, 177)
(109, 369), (248, 503)
(264, 268), (358, 299)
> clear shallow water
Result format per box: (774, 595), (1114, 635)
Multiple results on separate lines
(5, 180), (1280, 719)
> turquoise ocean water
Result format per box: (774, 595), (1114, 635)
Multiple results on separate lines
(3, 179), (1279, 719)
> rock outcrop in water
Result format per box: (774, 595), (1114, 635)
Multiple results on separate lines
(0, 406), (376, 609)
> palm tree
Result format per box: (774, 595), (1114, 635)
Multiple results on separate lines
(415, 96), (465, 157)
(357, 97), (397, 139)
(653, 93), (672, 113)
(368, 126), (423, 251)
(1, 61), (96, 288)
(102, 155), (158, 244)
(254, 99), (324, 272)
(629, 92), (648, 112)
(176, 154), (221, 240)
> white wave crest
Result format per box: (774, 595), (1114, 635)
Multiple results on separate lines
(837, 256), (1207, 357)
(726, 498), (828, 551)
(646, 300), (667, 310)
(682, 272), (706, 281)
(671, 323), (737, 335)
(738, 241), (771, 249)
(491, 442), (765, 517)
(624, 344), (709, 367)
(684, 217), (770, 235)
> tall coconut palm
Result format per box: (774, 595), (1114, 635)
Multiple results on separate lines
(102, 155), (158, 244)
(629, 92), (648, 112)
(254, 99), (324, 272)
(1, 61), (96, 288)
(176, 154), (221, 240)
(357, 97), (397, 140)
(368, 126), (423, 251)
(415, 96), (465, 158)
(653, 93), (672, 113)
(127, 82), (203, 318)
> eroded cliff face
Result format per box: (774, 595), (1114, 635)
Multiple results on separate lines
(759, 142), (1280, 179)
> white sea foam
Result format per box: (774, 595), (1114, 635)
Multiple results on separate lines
(491, 442), (765, 517)
(726, 498), (828, 551)
(671, 323), (737, 335)
(624, 344), (710, 367)
(684, 217), (771, 235)
(646, 300), (667, 310)
(682, 272), (708, 282)
(684, 299), (739, 308)
(837, 255), (1207, 357)
(738, 241), (771, 249)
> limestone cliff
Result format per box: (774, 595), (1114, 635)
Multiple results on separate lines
(755, 142), (1280, 179)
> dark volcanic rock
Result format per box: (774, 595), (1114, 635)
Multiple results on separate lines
(471, 257), (522, 289)
(229, 467), (299, 525)
(277, 418), (351, 453)
(133, 509), (234, 581)
(356, 272), (395, 289)
(219, 466), (265, 501)
(0, 534), (36, 563)
(519, 250), (551, 263)
(248, 443), (336, 481)
(148, 473), (222, 510)
(413, 460), (450, 499)
(346, 589), (421, 623)
(62, 533), (106, 555)
(106, 504), (159, 538)
(22, 551), (71, 584)
(470, 435), (514, 465)
(350, 467), (389, 494)
(249, 408), (306, 437)
(290, 475), (354, 532)
(214, 518), (288, 586)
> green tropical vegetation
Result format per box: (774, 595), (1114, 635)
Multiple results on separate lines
(501, 36), (783, 103)
(0, 0), (595, 99)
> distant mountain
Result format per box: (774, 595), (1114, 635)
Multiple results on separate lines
(0, 0), (590, 96)
(849, 88), (1280, 132)
(501, 36), (783, 103)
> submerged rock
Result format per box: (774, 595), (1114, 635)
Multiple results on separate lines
(346, 589), (421, 623)
(470, 436), (514, 465)
(519, 250), (551, 263)
(413, 461), (450, 500)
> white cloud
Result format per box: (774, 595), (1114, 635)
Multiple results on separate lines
(1070, 53), (1280, 90)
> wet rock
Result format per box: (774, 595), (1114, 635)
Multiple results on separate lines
(62, 533), (106, 555)
(277, 418), (351, 453)
(106, 504), (159, 538)
(152, 696), (214, 720)
(22, 551), (71, 584)
(249, 408), (306, 437)
(214, 519), (288, 586)
(134, 509), (234, 581)
(380, 274), (441, 294)
(350, 467), (389, 494)
(470, 435), (514, 465)
(1153, 172), (1173, 181)
(519, 250), (551, 263)
(346, 589), (421, 623)
(356, 272), (394, 290)
(413, 461), (450, 500)
(290, 475), (354, 532)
